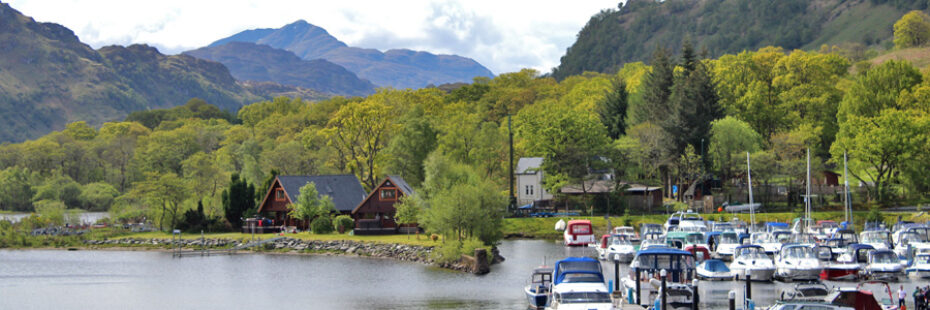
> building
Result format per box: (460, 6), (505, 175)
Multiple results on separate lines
(560, 180), (663, 211)
(256, 175), (367, 229)
(351, 175), (415, 235)
(515, 157), (553, 206)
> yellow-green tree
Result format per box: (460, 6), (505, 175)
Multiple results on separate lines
(894, 10), (930, 49)
(324, 96), (396, 190)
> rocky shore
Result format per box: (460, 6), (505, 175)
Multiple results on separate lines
(81, 238), (500, 273)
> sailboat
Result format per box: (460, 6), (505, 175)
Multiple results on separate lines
(724, 152), (762, 215)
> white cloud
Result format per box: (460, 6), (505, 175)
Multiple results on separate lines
(5, 0), (619, 74)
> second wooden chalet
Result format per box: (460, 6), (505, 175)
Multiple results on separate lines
(257, 175), (367, 229)
(351, 175), (415, 235)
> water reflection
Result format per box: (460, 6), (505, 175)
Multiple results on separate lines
(0, 240), (927, 309)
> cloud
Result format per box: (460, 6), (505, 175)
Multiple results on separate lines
(5, 0), (618, 74)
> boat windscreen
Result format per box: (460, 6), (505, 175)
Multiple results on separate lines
(719, 233), (739, 244)
(872, 252), (897, 264)
(703, 260), (729, 272)
(559, 272), (604, 283)
(917, 255), (930, 264)
(558, 292), (611, 304)
(556, 260), (601, 273)
(784, 246), (815, 259)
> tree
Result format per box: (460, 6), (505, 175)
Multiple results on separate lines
(838, 60), (922, 122)
(894, 10), (930, 49)
(420, 153), (505, 244)
(0, 167), (34, 211)
(598, 78), (629, 139)
(667, 43), (723, 156)
(78, 182), (119, 211)
(324, 96), (396, 190)
(126, 172), (189, 231)
(32, 175), (82, 209)
(288, 181), (335, 228)
(222, 173), (255, 229)
(708, 116), (762, 181)
(385, 106), (438, 187)
(640, 46), (675, 128)
(394, 194), (423, 239)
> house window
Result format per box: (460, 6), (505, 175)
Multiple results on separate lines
(530, 185), (534, 196)
(275, 189), (286, 201)
(380, 189), (396, 200)
(525, 185), (530, 195)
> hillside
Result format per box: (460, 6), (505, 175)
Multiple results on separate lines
(185, 42), (376, 97)
(552, 0), (927, 79)
(208, 20), (495, 89)
(0, 2), (323, 142)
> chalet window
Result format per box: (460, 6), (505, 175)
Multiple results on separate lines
(275, 189), (286, 201)
(530, 185), (534, 195)
(525, 185), (530, 195)
(380, 189), (396, 200)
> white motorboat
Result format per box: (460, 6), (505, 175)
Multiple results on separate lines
(778, 281), (833, 301)
(860, 230), (893, 251)
(822, 244), (873, 281)
(622, 248), (695, 308)
(613, 226), (640, 243)
(548, 257), (613, 310)
(774, 245), (822, 282)
(723, 201), (761, 213)
(652, 283), (694, 310)
(750, 232), (781, 255)
(605, 235), (635, 263)
(563, 220), (595, 246)
(714, 232), (741, 261)
(864, 249), (902, 281)
(730, 245), (775, 281)
(905, 253), (930, 278)
(525, 266), (553, 309)
(664, 211), (706, 232)
(696, 259), (733, 280)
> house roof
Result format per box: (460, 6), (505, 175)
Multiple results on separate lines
(559, 180), (661, 194)
(387, 175), (415, 196)
(516, 157), (543, 174)
(277, 175), (367, 212)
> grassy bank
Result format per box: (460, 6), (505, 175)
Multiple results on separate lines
(502, 211), (926, 240)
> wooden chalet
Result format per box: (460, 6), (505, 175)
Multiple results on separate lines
(351, 175), (415, 235)
(256, 175), (366, 230)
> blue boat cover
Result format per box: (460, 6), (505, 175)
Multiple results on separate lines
(701, 259), (730, 272)
(765, 222), (788, 228)
(518, 204), (533, 209)
(553, 257), (603, 285)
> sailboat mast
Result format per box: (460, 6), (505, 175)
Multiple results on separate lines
(747, 152), (754, 226)
(844, 152), (851, 226)
(805, 148), (812, 233)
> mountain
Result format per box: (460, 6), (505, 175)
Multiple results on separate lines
(208, 20), (495, 89)
(0, 2), (324, 142)
(185, 42), (376, 97)
(552, 0), (928, 79)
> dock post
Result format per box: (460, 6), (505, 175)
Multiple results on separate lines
(728, 290), (736, 310)
(692, 279), (699, 310)
(745, 273), (751, 309)
(614, 259), (620, 292)
(661, 269), (667, 310)
(635, 268), (641, 305)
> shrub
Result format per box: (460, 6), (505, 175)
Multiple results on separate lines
(431, 239), (462, 264)
(334, 215), (354, 233)
(430, 234), (439, 241)
(310, 215), (334, 234)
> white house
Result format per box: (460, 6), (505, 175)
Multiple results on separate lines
(516, 157), (552, 206)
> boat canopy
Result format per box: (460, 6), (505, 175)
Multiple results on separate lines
(701, 259), (730, 272)
(553, 257), (604, 285)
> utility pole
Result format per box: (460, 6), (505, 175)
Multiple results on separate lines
(508, 114), (516, 215)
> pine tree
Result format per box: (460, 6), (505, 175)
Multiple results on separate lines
(668, 43), (722, 157)
(599, 78), (629, 139)
(640, 46), (675, 127)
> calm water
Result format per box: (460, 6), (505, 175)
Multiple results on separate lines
(0, 240), (926, 309)
(0, 212), (108, 224)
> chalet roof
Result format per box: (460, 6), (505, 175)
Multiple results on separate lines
(277, 175), (367, 212)
(387, 175), (415, 196)
(516, 157), (543, 174)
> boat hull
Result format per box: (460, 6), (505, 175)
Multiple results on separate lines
(733, 268), (775, 281)
(524, 287), (548, 309)
(776, 267), (822, 282)
(821, 267), (859, 281)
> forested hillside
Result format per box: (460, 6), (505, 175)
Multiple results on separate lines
(552, 0), (928, 79)
(0, 3), (326, 142)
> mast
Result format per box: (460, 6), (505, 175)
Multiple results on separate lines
(747, 152), (754, 226)
(844, 152), (851, 226)
(805, 148), (812, 233)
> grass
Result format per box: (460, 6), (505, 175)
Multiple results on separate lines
(115, 231), (441, 247)
(869, 46), (930, 69)
(502, 210), (925, 240)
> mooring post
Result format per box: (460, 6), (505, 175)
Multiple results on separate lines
(614, 259), (620, 292)
(635, 268), (641, 305)
(661, 269), (667, 310)
(728, 290), (736, 310)
(745, 273), (752, 309)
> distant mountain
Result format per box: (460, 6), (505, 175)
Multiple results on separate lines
(209, 20), (495, 89)
(0, 2), (325, 142)
(552, 0), (927, 79)
(185, 42), (376, 97)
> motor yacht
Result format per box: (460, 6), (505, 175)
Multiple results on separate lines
(730, 245), (775, 281)
(863, 249), (902, 281)
(696, 259), (733, 280)
(775, 244), (822, 282)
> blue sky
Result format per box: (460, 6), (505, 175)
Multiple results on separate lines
(7, 0), (620, 74)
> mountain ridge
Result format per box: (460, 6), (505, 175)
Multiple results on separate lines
(210, 20), (495, 89)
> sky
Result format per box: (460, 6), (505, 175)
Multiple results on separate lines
(6, 0), (620, 75)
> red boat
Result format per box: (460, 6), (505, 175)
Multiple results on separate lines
(563, 220), (595, 246)
(821, 244), (873, 281)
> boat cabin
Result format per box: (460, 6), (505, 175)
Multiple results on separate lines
(350, 175), (415, 235)
(564, 220), (595, 246)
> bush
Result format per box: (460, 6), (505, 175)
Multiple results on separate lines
(310, 216), (334, 234)
(430, 234), (439, 241)
(461, 238), (493, 262)
(432, 239), (462, 264)
(334, 215), (354, 233)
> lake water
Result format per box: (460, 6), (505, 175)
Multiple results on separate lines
(0, 212), (109, 224)
(0, 240), (926, 309)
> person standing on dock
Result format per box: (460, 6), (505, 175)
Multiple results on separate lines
(900, 285), (907, 310)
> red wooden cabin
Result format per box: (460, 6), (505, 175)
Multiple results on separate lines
(351, 175), (415, 235)
(256, 175), (366, 230)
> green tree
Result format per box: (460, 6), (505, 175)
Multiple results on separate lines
(78, 182), (119, 211)
(385, 106), (438, 187)
(394, 194), (423, 239)
(668, 42), (723, 156)
(640, 46), (675, 128)
(420, 153), (505, 244)
(324, 96), (396, 190)
(222, 173), (255, 228)
(708, 116), (762, 181)
(598, 78), (629, 139)
(126, 172), (189, 231)
(32, 175), (82, 209)
(838, 60), (922, 122)
(288, 181), (336, 228)
(894, 10), (930, 49)
(0, 167), (34, 211)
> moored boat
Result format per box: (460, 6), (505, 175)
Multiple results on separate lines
(696, 259), (733, 280)
(905, 253), (930, 278)
(821, 243), (873, 281)
(548, 257), (613, 310)
(775, 244), (822, 282)
(525, 266), (553, 309)
(563, 220), (595, 246)
(730, 244), (775, 281)
(864, 249), (902, 281)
